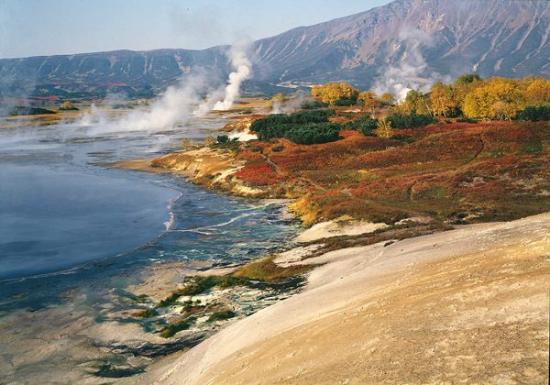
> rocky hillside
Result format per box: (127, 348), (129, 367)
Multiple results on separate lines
(1, 0), (548, 98)
(253, 0), (550, 88)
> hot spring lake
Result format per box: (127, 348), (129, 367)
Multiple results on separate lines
(0, 116), (299, 312)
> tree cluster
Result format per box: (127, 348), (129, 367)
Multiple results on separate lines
(311, 82), (359, 105)
(428, 76), (550, 120)
(250, 109), (340, 144)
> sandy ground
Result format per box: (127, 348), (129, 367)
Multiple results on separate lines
(125, 213), (550, 385)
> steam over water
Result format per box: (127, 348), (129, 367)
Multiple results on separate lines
(0, 117), (298, 311)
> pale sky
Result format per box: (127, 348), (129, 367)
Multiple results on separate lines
(0, 0), (393, 58)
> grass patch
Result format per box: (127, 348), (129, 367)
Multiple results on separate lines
(157, 276), (250, 308)
(159, 317), (196, 338)
(157, 258), (314, 309)
(232, 257), (313, 282)
(208, 310), (236, 322)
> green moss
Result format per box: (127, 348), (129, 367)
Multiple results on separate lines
(157, 276), (250, 308)
(232, 257), (313, 282)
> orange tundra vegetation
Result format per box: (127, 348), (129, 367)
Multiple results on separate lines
(231, 120), (549, 226)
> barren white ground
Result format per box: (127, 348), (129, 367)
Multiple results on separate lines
(127, 213), (550, 385)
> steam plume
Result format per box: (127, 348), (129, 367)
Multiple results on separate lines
(374, 28), (448, 102)
(270, 90), (310, 114)
(213, 43), (252, 111)
(78, 43), (252, 135)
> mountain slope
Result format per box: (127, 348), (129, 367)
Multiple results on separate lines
(252, 0), (550, 88)
(0, 0), (548, 99)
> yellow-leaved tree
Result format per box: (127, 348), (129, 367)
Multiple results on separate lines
(379, 92), (396, 106)
(430, 81), (459, 117)
(463, 78), (524, 120)
(357, 91), (379, 117)
(524, 78), (550, 106)
(311, 82), (359, 105)
(401, 90), (431, 115)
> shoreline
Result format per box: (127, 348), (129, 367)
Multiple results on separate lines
(126, 212), (550, 385)
(113, 136), (550, 384)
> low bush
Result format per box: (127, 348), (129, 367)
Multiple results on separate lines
(212, 135), (240, 151)
(251, 110), (340, 144)
(285, 123), (341, 144)
(343, 115), (378, 136)
(251, 109), (334, 133)
(386, 112), (435, 129)
(334, 99), (356, 106)
(301, 100), (328, 110)
(517, 105), (550, 121)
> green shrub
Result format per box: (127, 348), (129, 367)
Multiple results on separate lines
(386, 112), (435, 129)
(343, 115), (378, 136)
(251, 109), (334, 133)
(517, 106), (550, 121)
(392, 135), (416, 143)
(285, 123), (341, 144)
(301, 100), (328, 110)
(212, 136), (240, 152)
(251, 110), (340, 144)
(457, 117), (477, 123)
(334, 99), (356, 106)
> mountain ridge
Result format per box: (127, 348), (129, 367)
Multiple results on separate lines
(1, 0), (548, 99)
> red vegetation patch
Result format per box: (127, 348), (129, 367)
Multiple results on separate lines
(231, 120), (549, 223)
(234, 161), (282, 186)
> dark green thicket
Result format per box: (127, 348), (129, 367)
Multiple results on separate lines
(343, 114), (379, 136)
(212, 135), (240, 151)
(285, 123), (341, 144)
(251, 109), (334, 132)
(386, 112), (436, 129)
(517, 106), (550, 121)
(251, 110), (340, 144)
(301, 100), (328, 110)
(334, 98), (356, 106)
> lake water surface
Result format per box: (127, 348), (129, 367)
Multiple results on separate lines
(0, 116), (298, 312)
